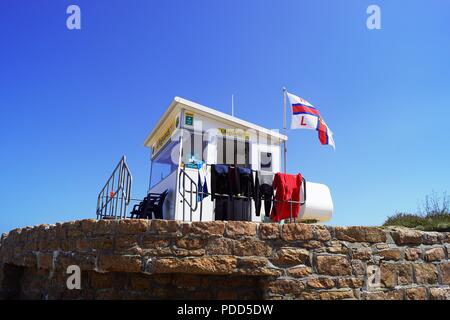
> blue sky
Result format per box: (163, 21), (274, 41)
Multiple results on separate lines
(1, 0), (449, 233)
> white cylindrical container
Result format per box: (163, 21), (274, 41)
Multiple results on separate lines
(299, 181), (333, 222)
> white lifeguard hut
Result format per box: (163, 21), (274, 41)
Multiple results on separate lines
(142, 96), (333, 223)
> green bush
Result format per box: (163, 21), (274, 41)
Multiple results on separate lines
(383, 192), (450, 232)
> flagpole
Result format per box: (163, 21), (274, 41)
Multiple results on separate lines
(282, 87), (287, 174)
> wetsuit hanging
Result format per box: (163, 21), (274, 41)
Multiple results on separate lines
(255, 171), (274, 217)
(271, 172), (303, 222)
(235, 166), (254, 221)
(211, 164), (232, 220)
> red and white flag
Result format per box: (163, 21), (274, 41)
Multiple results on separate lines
(287, 91), (335, 149)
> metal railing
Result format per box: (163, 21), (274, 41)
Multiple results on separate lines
(178, 168), (198, 222)
(96, 156), (132, 219)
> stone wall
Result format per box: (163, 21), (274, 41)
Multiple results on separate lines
(0, 219), (449, 300)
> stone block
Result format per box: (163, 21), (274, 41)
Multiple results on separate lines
(171, 248), (205, 257)
(189, 221), (225, 238)
(80, 219), (97, 235)
(318, 290), (355, 300)
(380, 263), (397, 288)
(149, 219), (179, 234)
(90, 272), (114, 289)
(234, 239), (272, 257)
(141, 236), (170, 251)
(422, 232), (445, 245)
(414, 263), (438, 285)
(115, 234), (141, 254)
(56, 252), (96, 271)
(440, 262), (450, 285)
(54, 223), (66, 240)
(37, 253), (53, 270)
(271, 248), (309, 267)
(129, 273), (151, 291)
(378, 248), (402, 261)
(65, 221), (82, 238)
(312, 225), (331, 241)
(154, 256), (237, 275)
(307, 277), (335, 289)
(350, 247), (371, 260)
(92, 220), (116, 236)
(335, 226), (386, 243)
(363, 289), (404, 300)
(397, 263), (413, 285)
(281, 223), (313, 241)
(259, 223), (280, 240)
(299, 291), (320, 300)
(300, 240), (323, 249)
(327, 241), (349, 255)
(98, 255), (142, 273)
(88, 237), (114, 251)
(316, 255), (352, 276)
(236, 257), (282, 276)
(404, 248), (422, 261)
(286, 265), (312, 278)
(175, 238), (204, 250)
(424, 247), (445, 262)
(117, 219), (150, 234)
(429, 287), (450, 300)
(391, 228), (423, 245)
(13, 252), (36, 268)
(225, 221), (257, 238)
(205, 238), (235, 255)
(406, 287), (427, 300)
(265, 279), (306, 296)
(336, 277), (364, 289)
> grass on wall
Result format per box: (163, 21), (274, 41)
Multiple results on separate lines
(383, 192), (450, 232)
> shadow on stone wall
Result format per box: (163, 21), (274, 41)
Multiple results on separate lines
(11, 268), (267, 300)
(0, 264), (24, 300)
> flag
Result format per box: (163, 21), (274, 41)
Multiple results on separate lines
(317, 117), (335, 149)
(196, 163), (208, 201)
(287, 91), (335, 149)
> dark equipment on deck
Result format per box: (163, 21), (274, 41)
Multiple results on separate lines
(129, 190), (169, 219)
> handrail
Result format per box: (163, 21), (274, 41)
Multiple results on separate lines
(178, 168), (198, 221)
(302, 177), (307, 205)
(96, 156), (133, 219)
